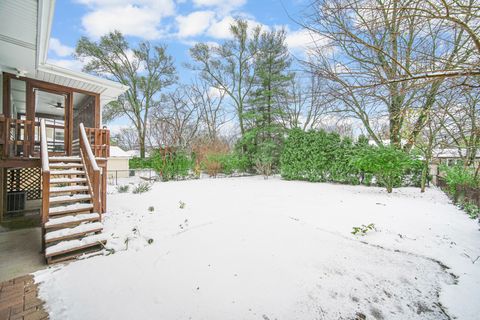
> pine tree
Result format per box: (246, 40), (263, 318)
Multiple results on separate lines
(243, 28), (294, 171)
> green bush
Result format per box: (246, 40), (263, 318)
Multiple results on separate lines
(440, 164), (479, 196)
(129, 156), (153, 169)
(280, 129), (366, 184)
(151, 151), (193, 181)
(352, 146), (421, 193)
(202, 152), (250, 176)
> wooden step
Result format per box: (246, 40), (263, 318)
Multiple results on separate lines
(49, 156), (81, 162)
(50, 185), (89, 194)
(50, 163), (84, 169)
(45, 222), (103, 243)
(49, 203), (93, 216)
(50, 177), (87, 184)
(45, 234), (107, 259)
(49, 194), (92, 204)
(45, 213), (100, 229)
(51, 170), (86, 176)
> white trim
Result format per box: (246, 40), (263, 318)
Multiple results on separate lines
(38, 63), (129, 93)
(37, 0), (56, 68)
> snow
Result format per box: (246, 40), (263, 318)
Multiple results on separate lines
(50, 186), (88, 193)
(49, 162), (83, 168)
(49, 156), (81, 161)
(34, 177), (480, 320)
(45, 222), (103, 241)
(45, 234), (107, 257)
(49, 194), (91, 203)
(45, 213), (100, 227)
(50, 170), (85, 175)
(50, 177), (86, 184)
(49, 203), (93, 214)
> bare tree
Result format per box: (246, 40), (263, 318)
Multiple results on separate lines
(187, 79), (230, 142)
(189, 19), (261, 138)
(150, 87), (201, 149)
(278, 72), (327, 130)
(111, 127), (139, 151)
(304, 0), (475, 147)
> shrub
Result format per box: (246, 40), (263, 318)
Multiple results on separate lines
(280, 129), (365, 183)
(132, 182), (152, 194)
(151, 151), (193, 181)
(459, 202), (480, 219)
(129, 156), (153, 169)
(440, 164), (479, 196)
(352, 146), (421, 193)
(148, 206), (155, 212)
(116, 185), (129, 193)
(202, 152), (250, 176)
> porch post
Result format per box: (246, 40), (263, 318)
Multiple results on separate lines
(0, 168), (6, 221)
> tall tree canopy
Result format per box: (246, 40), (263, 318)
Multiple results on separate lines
(75, 31), (177, 158)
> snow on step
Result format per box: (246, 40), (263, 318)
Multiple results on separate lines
(45, 222), (103, 241)
(49, 156), (81, 162)
(50, 163), (83, 168)
(45, 234), (107, 257)
(50, 194), (91, 203)
(51, 170), (85, 175)
(45, 213), (100, 228)
(50, 177), (86, 184)
(49, 203), (93, 214)
(50, 185), (89, 193)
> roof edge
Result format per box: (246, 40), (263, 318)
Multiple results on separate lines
(38, 63), (129, 93)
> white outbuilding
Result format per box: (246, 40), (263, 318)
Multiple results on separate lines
(108, 146), (132, 178)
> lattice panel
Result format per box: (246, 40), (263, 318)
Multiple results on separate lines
(7, 167), (42, 200)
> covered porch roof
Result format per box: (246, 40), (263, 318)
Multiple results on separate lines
(0, 0), (128, 107)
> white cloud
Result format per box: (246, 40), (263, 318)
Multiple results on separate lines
(176, 11), (215, 38)
(285, 29), (313, 52)
(206, 16), (236, 39)
(78, 0), (175, 40)
(193, 0), (246, 12)
(49, 38), (74, 57)
(285, 28), (330, 57)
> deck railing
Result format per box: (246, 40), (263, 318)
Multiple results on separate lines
(80, 123), (102, 216)
(0, 116), (39, 158)
(84, 127), (110, 158)
(40, 119), (50, 251)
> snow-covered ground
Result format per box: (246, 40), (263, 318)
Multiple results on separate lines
(35, 176), (480, 320)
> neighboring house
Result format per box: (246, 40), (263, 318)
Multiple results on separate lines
(108, 146), (132, 178)
(0, 0), (128, 263)
(432, 148), (480, 167)
(430, 148), (479, 185)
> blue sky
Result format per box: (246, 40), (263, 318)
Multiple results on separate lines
(48, 0), (311, 83)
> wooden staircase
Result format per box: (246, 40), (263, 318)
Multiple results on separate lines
(40, 121), (107, 264)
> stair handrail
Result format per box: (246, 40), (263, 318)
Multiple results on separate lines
(79, 123), (101, 215)
(40, 119), (50, 225)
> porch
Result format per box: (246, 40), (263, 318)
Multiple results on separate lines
(0, 72), (113, 263)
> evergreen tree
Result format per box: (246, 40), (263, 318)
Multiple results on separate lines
(243, 28), (294, 171)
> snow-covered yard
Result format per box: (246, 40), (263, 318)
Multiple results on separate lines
(35, 177), (480, 319)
